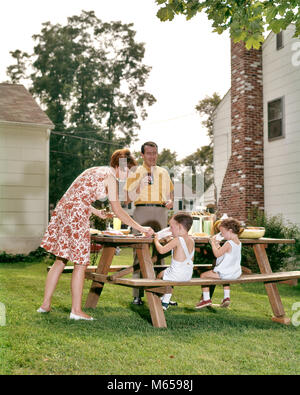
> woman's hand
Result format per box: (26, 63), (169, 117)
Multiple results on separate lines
(109, 199), (154, 237)
(98, 210), (107, 219)
(140, 226), (154, 237)
(93, 209), (114, 219)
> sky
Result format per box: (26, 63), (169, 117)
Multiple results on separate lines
(0, 0), (231, 160)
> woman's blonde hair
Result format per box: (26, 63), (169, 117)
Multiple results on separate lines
(110, 148), (137, 169)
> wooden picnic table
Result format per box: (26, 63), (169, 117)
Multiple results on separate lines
(84, 235), (300, 328)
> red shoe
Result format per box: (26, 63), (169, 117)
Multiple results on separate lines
(195, 299), (212, 309)
(220, 298), (230, 308)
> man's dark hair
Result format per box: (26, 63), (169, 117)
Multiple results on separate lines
(141, 141), (158, 154)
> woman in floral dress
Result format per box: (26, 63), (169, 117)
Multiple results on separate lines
(38, 149), (154, 320)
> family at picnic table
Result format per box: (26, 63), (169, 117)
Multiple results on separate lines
(37, 142), (242, 321)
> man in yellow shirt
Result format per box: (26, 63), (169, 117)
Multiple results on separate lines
(124, 141), (174, 305)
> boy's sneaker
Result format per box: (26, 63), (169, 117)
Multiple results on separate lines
(162, 302), (169, 311)
(132, 297), (143, 305)
(220, 297), (230, 308)
(169, 300), (178, 306)
(195, 299), (212, 309)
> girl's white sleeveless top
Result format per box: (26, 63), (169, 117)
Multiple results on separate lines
(214, 240), (242, 280)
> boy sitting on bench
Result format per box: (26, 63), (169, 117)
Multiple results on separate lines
(154, 212), (195, 310)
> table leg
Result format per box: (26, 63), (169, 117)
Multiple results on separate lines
(136, 244), (167, 328)
(85, 246), (116, 309)
(253, 244), (290, 324)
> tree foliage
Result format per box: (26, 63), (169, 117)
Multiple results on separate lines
(157, 148), (180, 168)
(6, 10), (156, 205)
(195, 92), (221, 143)
(155, 0), (300, 49)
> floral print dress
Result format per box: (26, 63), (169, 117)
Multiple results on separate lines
(41, 167), (111, 265)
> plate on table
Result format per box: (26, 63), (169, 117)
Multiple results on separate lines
(192, 232), (210, 237)
(90, 228), (102, 235)
(120, 229), (131, 235)
(102, 230), (126, 237)
(103, 235), (128, 237)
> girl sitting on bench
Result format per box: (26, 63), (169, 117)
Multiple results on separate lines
(195, 217), (242, 309)
(154, 212), (195, 310)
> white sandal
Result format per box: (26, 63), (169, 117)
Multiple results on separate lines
(37, 307), (50, 313)
(69, 312), (94, 321)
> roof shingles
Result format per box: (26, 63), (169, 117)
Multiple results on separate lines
(0, 83), (54, 127)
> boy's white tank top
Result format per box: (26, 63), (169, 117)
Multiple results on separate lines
(163, 237), (194, 282)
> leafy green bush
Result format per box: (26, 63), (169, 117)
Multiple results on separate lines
(193, 244), (214, 266)
(91, 201), (111, 230)
(0, 247), (53, 264)
(242, 210), (300, 273)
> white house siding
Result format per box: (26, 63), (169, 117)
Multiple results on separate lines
(0, 123), (50, 253)
(212, 90), (231, 202)
(263, 25), (300, 227)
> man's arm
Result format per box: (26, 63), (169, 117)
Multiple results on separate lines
(164, 190), (174, 209)
(164, 172), (174, 209)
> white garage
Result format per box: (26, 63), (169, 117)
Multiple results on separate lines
(0, 83), (54, 254)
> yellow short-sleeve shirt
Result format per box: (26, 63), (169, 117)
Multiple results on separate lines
(124, 164), (174, 205)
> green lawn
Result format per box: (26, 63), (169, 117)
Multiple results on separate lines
(0, 248), (299, 375)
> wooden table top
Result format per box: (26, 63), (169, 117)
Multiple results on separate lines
(91, 235), (295, 245)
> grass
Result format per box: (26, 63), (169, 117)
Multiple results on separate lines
(0, 248), (300, 375)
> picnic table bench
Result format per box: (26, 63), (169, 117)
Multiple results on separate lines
(81, 235), (300, 328)
(48, 263), (215, 274)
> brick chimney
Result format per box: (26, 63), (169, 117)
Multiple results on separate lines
(217, 40), (264, 223)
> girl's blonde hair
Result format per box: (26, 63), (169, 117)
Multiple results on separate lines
(220, 218), (241, 235)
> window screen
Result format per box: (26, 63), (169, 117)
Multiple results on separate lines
(268, 98), (284, 140)
(276, 32), (283, 50)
